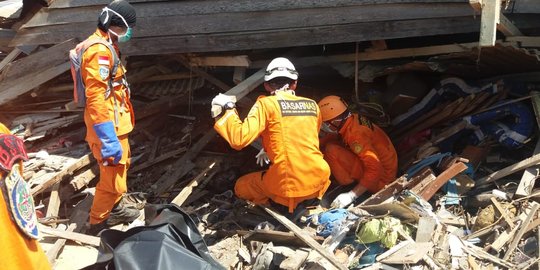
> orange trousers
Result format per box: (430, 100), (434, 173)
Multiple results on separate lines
(234, 171), (328, 213)
(88, 134), (130, 224)
(323, 142), (365, 186)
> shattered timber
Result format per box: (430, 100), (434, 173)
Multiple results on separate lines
(1, 0), (540, 269)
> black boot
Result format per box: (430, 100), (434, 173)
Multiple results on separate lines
(87, 221), (108, 236)
(106, 202), (141, 227)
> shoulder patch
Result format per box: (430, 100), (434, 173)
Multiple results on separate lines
(99, 66), (110, 80)
(3, 163), (39, 239)
(351, 142), (363, 154)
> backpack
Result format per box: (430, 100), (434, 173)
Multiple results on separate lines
(69, 38), (120, 108)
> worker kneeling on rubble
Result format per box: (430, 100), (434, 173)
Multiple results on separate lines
(212, 57), (331, 213)
(318, 96), (398, 208)
(0, 123), (50, 270)
(78, 0), (140, 234)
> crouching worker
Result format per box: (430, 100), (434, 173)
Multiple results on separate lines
(318, 96), (398, 208)
(211, 57), (331, 214)
(0, 123), (50, 270)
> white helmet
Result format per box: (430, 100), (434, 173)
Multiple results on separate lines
(264, 57), (298, 82)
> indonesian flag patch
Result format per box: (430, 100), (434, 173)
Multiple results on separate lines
(98, 55), (110, 66)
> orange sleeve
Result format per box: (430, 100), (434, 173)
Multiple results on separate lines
(349, 129), (383, 192)
(81, 44), (114, 125)
(214, 99), (267, 150)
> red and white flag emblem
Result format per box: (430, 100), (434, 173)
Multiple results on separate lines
(98, 56), (110, 66)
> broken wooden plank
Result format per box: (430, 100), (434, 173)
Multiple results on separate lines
(69, 165), (98, 191)
(479, 0), (501, 47)
(476, 153), (540, 186)
(40, 225), (100, 246)
(171, 161), (217, 206)
(503, 202), (540, 260)
(45, 182), (61, 228)
(261, 205), (347, 270)
(379, 241), (433, 264)
(241, 229), (308, 248)
(490, 225), (519, 252)
(0, 62), (70, 106)
(0, 47), (22, 72)
(416, 217), (436, 243)
(490, 197), (515, 229)
(419, 162), (468, 200)
(360, 175), (407, 206)
(31, 153), (93, 195)
(46, 224), (76, 264)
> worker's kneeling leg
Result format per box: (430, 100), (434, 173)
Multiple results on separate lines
(234, 171), (269, 205)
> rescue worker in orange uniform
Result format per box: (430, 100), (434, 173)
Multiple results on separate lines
(0, 123), (51, 270)
(79, 0), (140, 234)
(212, 57), (331, 213)
(318, 96), (398, 208)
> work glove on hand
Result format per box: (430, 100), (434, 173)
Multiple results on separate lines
(255, 148), (270, 167)
(211, 93), (236, 118)
(93, 121), (123, 165)
(331, 190), (358, 209)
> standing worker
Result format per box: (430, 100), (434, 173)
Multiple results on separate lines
(318, 96), (398, 208)
(0, 123), (50, 270)
(77, 0), (140, 233)
(211, 57), (331, 214)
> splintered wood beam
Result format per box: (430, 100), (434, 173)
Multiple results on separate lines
(171, 161), (217, 206)
(479, 0), (500, 47)
(31, 154), (94, 196)
(503, 203), (540, 260)
(419, 162), (468, 200)
(40, 225), (100, 246)
(476, 153), (540, 186)
(45, 182), (61, 228)
(498, 14), (523, 36)
(261, 206), (348, 270)
(0, 47), (22, 72)
(472, 0), (522, 47)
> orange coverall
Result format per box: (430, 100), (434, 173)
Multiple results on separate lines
(81, 29), (134, 224)
(0, 123), (50, 270)
(323, 114), (397, 193)
(214, 91), (331, 212)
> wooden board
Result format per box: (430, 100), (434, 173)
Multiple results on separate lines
(26, 2), (474, 28)
(31, 153), (93, 195)
(476, 153), (540, 186)
(12, 17), (481, 55)
(261, 205), (347, 270)
(419, 162), (468, 200)
(379, 241), (433, 264)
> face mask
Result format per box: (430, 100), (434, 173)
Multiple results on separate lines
(321, 122), (337, 134)
(110, 27), (132, 43)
